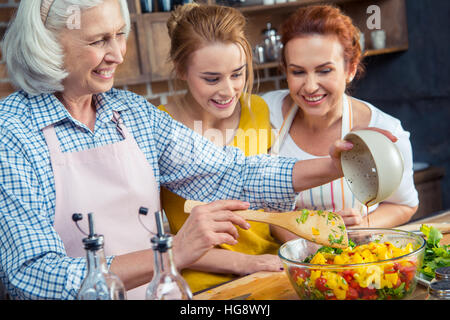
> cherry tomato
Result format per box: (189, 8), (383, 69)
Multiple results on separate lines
(346, 287), (359, 300)
(400, 267), (416, 282)
(360, 286), (376, 297)
(342, 270), (356, 283)
(315, 277), (329, 292)
(291, 267), (310, 280)
(349, 279), (360, 289)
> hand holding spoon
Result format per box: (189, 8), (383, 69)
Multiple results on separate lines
(184, 200), (349, 248)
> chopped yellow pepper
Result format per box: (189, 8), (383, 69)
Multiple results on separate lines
(305, 240), (418, 299)
(312, 227), (320, 236)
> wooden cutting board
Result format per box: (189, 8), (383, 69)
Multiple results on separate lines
(193, 269), (430, 300)
(194, 271), (297, 300)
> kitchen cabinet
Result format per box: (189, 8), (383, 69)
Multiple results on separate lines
(116, 0), (409, 85)
(412, 166), (445, 221)
(114, 14), (150, 86)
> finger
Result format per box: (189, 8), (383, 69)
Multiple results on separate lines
(330, 139), (353, 158)
(210, 220), (241, 240)
(263, 257), (284, 272)
(256, 255), (284, 271)
(202, 199), (251, 212)
(211, 232), (238, 246)
(343, 215), (362, 226)
(367, 127), (398, 142)
(258, 262), (284, 272)
(337, 209), (359, 217)
(186, 199), (250, 216)
(351, 126), (398, 143)
(213, 211), (251, 230)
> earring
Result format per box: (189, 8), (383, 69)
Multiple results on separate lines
(346, 76), (354, 85)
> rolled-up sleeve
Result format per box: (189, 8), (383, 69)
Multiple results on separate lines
(154, 111), (298, 212)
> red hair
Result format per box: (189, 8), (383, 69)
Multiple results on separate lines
(281, 5), (364, 79)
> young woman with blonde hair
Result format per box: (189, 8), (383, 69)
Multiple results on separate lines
(159, 3), (283, 293)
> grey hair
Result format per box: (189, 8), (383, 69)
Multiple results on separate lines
(3, 0), (130, 96)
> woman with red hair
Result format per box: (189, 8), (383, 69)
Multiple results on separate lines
(263, 5), (418, 237)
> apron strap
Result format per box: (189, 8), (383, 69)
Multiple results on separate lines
(270, 102), (297, 156)
(340, 94), (355, 210)
(341, 94), (354, 137)
(42, 125), (65, 165)
(42, 125), (60, 153)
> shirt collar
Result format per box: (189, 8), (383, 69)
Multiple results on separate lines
(29, 92), (70, 130)
(29, 89), (130, 131)
(94, 89), (129, 123)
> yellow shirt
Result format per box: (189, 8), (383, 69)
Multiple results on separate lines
(158, 94), (279, 293)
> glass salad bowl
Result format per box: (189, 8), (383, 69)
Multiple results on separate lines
(278, 228), (425, 300)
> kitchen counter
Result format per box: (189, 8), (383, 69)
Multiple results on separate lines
(194, 210), (450, 300)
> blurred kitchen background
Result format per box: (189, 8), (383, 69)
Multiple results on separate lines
(0, 0), (448, 220)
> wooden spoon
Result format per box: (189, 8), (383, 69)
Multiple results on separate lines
(184, 200), (349, 248)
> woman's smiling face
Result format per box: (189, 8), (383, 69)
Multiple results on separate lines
(285, 34), (356, 117)
(183, 42), (247, 120)
(59, 0), (127, 97)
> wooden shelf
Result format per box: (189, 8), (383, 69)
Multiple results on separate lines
(236, 0), (359, 13)
(364, 45), (409, 57)
(252, 45), (410, 71)
(254, 61), (281, 70)
(413, 166), (445, 221)
(414, 166), (445, 185)
(120, 0), (409, 84)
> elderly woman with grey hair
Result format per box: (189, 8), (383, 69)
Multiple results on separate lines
(0, 0), (386, 300)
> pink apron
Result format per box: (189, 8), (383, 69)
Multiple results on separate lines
(42, 111), (160, 300)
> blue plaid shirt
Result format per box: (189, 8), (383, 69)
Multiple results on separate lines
(0, 88), (297, 299)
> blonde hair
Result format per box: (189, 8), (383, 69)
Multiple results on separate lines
(167, 3), (254, 102)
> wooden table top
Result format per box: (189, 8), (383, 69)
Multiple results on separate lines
(194, 210), (450, 300)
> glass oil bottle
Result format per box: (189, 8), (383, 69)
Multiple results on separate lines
(142, 209), (192, 300)
(73, 213), (126, 300)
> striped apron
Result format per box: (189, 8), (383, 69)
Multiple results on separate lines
(271, 94), (374, 215)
